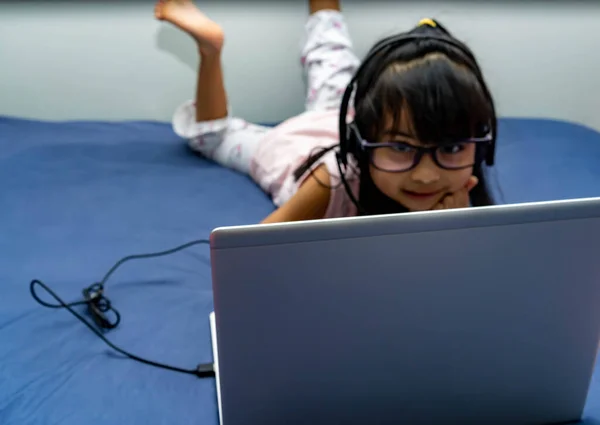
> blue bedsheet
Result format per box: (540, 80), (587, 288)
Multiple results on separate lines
(1, 115), (600, 425)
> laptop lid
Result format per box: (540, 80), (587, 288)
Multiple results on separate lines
(210, 198), (600, 425)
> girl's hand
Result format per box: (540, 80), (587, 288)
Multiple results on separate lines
(432, 176), (478, 210)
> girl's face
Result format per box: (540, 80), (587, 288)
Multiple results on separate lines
(368, 113), (476, 212)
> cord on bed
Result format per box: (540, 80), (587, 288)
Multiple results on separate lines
(29, 239), (215, 379)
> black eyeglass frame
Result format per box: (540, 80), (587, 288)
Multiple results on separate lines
(353, 125), (493, 172)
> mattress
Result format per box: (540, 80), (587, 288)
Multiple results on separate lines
(1, 115), (600, 425)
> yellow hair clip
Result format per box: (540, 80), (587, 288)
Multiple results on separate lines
(418, 18), (437, 28)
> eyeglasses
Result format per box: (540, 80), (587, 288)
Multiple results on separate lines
(359, 133), (493, 173)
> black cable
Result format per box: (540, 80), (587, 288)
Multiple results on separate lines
(29, 239), (215, 378)
(99, 239), (210, 286)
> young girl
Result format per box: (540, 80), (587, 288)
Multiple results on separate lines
(155, 0), (497, 224)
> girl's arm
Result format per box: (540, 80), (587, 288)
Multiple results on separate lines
(261, 166), (331, 224)
(261, 0), (341, 225)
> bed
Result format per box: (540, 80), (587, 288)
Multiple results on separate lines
(1, 115), (600, 425)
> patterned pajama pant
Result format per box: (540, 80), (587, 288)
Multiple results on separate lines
(171, 10), (360, 174)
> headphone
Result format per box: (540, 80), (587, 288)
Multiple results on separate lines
(336, 21), (497, 172)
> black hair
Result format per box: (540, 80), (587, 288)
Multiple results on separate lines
(294, 20), (496, 214)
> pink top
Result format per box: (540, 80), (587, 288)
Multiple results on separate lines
(249, 110), (360, 219)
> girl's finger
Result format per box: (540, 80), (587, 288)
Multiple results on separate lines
(466, 176), (479, 192)
(443, 195), (455, 209)
(432, 197), (446, 210)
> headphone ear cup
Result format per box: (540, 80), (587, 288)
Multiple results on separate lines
(338, 121), (361, 166)
(347, 122), (363, 161)
(484, 137), (496, 166)
(485, 144), (495, 166)
(337, 124), (348, 166)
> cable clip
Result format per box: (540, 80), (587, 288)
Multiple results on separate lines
(82, 283), (120, 330)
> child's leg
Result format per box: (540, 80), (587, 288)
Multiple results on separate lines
(302, 0), (360, 112)
(156, 0), (270, 174)
(172, 102), (270, 174)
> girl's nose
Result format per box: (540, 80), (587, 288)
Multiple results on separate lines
(409, 154), (441, 184)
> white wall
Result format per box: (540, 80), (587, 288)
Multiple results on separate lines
(1, 1), (599, 131)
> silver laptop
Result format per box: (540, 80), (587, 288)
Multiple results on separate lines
(209, 197), (600, 425)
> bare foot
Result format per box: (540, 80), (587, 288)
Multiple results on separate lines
(154, 0), (224, 55)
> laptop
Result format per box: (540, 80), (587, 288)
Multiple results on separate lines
(209, 197), (600, 425)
